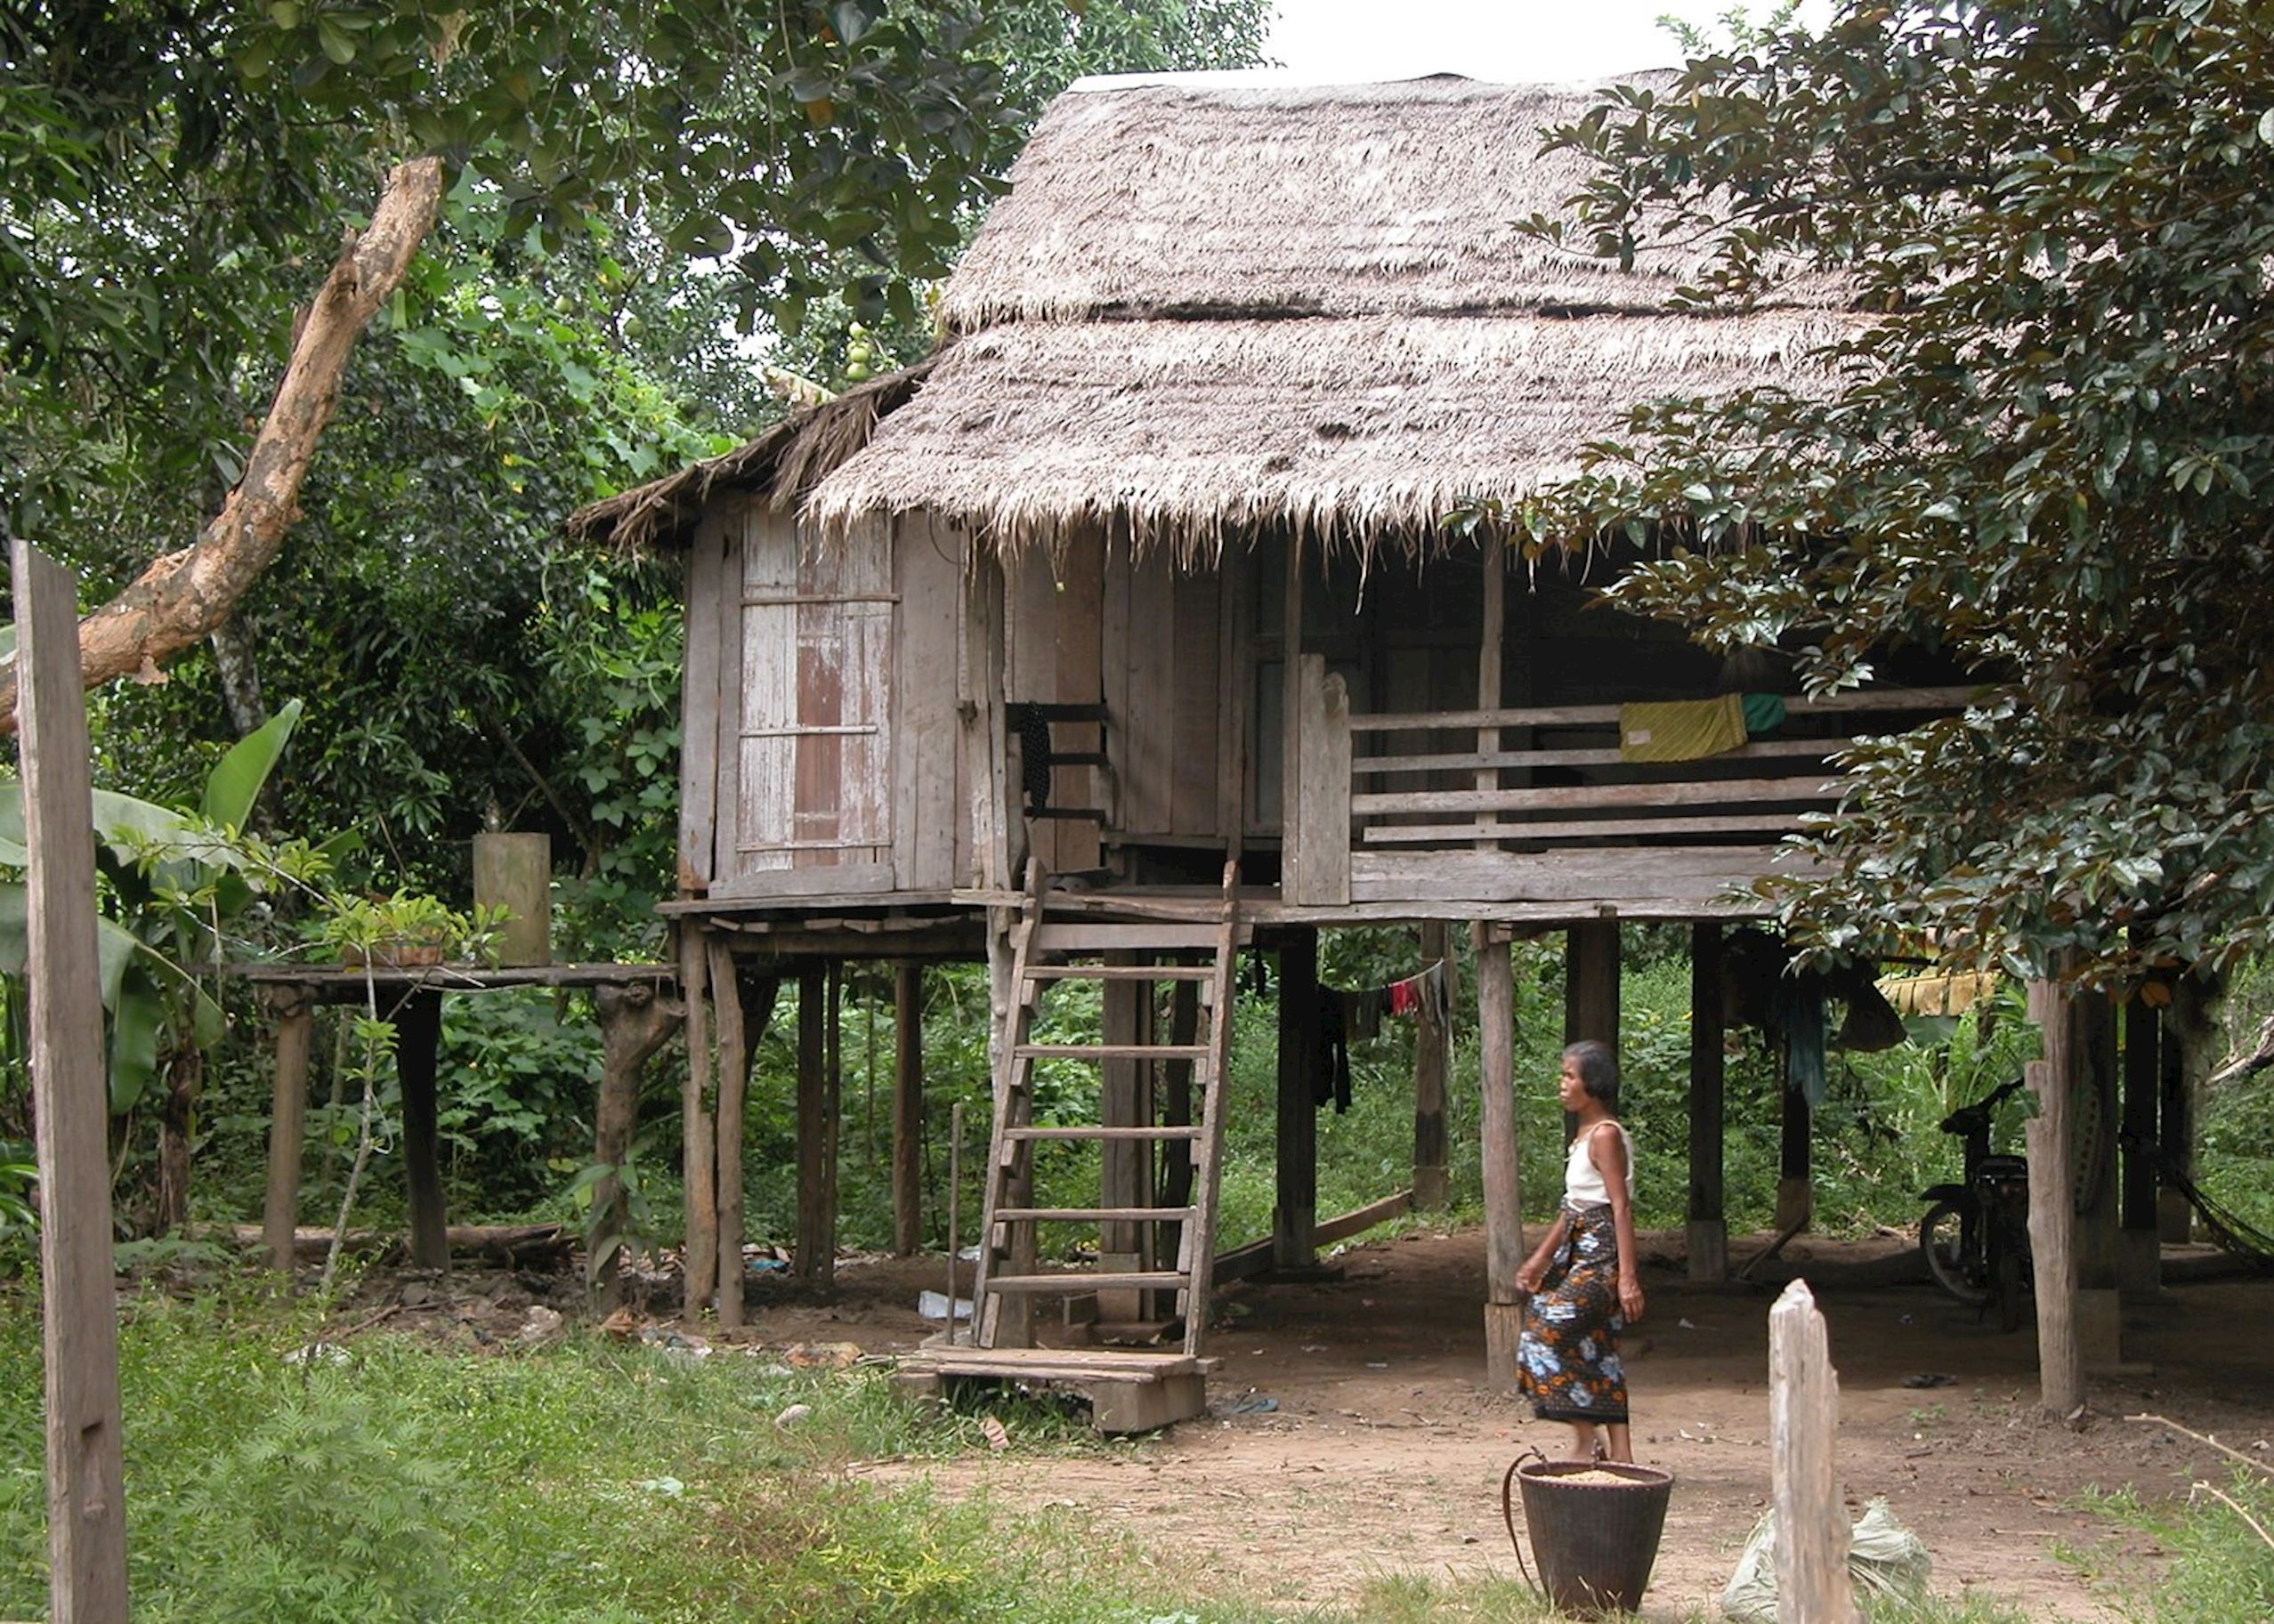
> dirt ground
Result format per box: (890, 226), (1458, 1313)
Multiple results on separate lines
(761, 1228), (2274, 1620)
(378, 1225), (2273, 1620)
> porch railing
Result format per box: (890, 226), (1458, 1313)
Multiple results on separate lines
(1285, 656), (1976, 912)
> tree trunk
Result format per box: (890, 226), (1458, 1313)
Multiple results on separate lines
(0, 157), (445, 728)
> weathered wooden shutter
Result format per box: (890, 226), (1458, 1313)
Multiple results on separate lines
(724, 517), (894, 897)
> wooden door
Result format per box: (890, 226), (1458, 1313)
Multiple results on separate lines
(722, 514), (894, 898)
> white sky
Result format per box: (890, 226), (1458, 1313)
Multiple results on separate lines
(1264, 0), (1833, 85)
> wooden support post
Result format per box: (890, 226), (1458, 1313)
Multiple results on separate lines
(985, 905), (1033, 1347)
(1281, 531), (1306, 896)
(16, 538), (131, 1622)
(393, 990), (448, 1272)
(676, 930), (717, 1315)
(1769, 1281), (1857, 1624)
(1687, 922), (1728, 1282)
(1412, 920), (1452, 1211)
(1100, 955), (1153, 1318)
(892, 965), (925, 1257)
(708, 941), (749, 1329)
(1273, 929), (1320, 1272)
(2157, 1006), (2192, 1242)
(2118, 996), (2161, 1297)
(795, 965), (839, 1293)
(262, 988), (315, 1276)
(1288, 654), (1351, 905)
(1564, 918), (1620, 1145)
(1477, 925), (1524, 1387)
(2027, 978), (2084, 1417)
(591, 982), (680, 1308)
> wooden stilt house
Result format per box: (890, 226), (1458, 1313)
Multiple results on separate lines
(571, 73), (1976, 1426)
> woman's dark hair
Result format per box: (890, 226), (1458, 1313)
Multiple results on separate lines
(1562, 1040), (1620, 1110)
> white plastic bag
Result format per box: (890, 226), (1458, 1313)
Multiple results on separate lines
(1720, 1497), (1932, 1620)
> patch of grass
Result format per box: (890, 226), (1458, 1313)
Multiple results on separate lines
(2084, 1474), (2274, 1623)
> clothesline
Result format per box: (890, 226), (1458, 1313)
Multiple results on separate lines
(1315, 958), (1450, 1112)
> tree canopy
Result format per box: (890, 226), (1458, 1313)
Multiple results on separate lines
(1521, 0), (2274, 990)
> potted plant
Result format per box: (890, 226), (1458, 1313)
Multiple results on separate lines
(315, 890), (502, 969)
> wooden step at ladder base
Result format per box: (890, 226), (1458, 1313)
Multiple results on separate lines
(974, 860), (1243, 1362)
(894, 1345), (1218, 1434)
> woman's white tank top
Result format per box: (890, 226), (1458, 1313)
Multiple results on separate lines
(1563, 1121), (1636, 1208)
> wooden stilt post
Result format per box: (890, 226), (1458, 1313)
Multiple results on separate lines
(677, 930), (717, 1315)
(2118, 995), (2162, 1297)
(796, 964), (839, 1294)
(16, 538), (131, 1622)
(1412, 919), (1452, 1211)
(1769, 1280), (1857, 1624)
(1477, 923), (1524, 1387)
(708, 941), (748, 1329)
(591, 982), (680, 1308)
(986, 906), (1033, 1346)
(1159, 976), (1201, 1269)
(262, 987), (315, 1276)
(892, 965), (925, 1257)
(1776, 1057), (1814, 1235)
(1100, 953), (1153, 1318)
(1687, 922), (1728, 1281)
(2157, 999), (2192, 1242)
(1273, 930), (1320, 1272)
(394, 990), (448, 1272)
(1565, 917), (1620, 1148)
(2027, 976), (2084, 1417)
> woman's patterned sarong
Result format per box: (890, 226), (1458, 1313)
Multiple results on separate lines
(1517, 1201), (1629, 1424)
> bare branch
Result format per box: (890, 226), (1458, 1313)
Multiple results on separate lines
(2128, 1413), (2274, 1481)
(0, 156), (446, 732)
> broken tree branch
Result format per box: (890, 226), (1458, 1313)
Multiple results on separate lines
(0, 156), (446, 731)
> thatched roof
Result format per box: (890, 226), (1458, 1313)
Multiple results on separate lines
(936, 74), (1842, 334)
(812, 309), (1854, 558)
(575, 73), (1852, 556)
(565, 359), (934, 552)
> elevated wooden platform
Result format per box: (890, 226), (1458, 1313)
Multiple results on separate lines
(895, 1345), (1220, 1434)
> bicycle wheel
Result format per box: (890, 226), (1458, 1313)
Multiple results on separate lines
(1921, 1200), (1988, 1305)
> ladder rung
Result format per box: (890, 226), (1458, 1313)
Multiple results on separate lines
(985, 1272), (1186, 1294)
(1024, 965), (1215, 982)
(1016, 1043), (1210, 1061)
(995, 1207), (1196, 1223)
(1006, 1125), (1203, 1142)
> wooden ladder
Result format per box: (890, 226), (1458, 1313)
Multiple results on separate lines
(975, 859), (1243, 1359)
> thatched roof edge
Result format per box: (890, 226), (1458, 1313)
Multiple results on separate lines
(564, 357), (937, 552)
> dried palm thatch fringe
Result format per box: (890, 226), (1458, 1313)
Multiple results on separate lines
(566, 358), (936, 552)
(938, 75), (1847, 335)
(810, 309), (1857, 562)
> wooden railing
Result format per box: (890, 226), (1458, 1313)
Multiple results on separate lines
(1285, 655), (1976, 913)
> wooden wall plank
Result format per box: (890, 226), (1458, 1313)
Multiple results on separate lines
(735, 510), (796, 875)
(1171, 564), (1221, 837)
(1006, 547), (1062, 872)
(895, 516), (962, 890)
(679, 516), (726, 893)
(1056, 525), (1105, 869)
(1121, 542), (1176, 836)
(1350, 844), (1800, 905)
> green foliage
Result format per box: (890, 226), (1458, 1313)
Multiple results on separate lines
(1514, 1), (2274, 991)
(2090, 1470), (2274, 1623)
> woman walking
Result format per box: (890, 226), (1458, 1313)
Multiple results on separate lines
(1515, 1039), (1646, 1462)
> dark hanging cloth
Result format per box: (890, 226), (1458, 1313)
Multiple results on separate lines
(1007, 703), (1053, 815)
(1340, 987), (1385, 1042)
(1315, 989), (1352, 1113)
(1742, 692), (1788, 738)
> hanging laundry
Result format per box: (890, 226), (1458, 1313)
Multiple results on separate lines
(1619, 693), (1747, 763)
(1742, 691), (1787, 738)
(1339, 986), (1385, 1042)
(1315, 990), (1352, 1113)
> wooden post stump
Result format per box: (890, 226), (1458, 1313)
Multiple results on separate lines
(1769, 1280), (1857, 1624)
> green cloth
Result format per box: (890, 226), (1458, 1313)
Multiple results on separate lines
(1619, 693), (1747, 763)
(1743, 691), (1787, 737)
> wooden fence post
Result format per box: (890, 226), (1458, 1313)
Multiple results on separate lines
(1769, 1280), (1856, 1624)
(15, 538), (131, 1621)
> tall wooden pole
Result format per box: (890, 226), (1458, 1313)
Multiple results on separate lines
(676, 928), (717, 1314)
(708, 941), (749, 1329)
(2027, 977), (2084, 1416)
(1477, 925), (1524, 1388)
(1687, 923), (1728, 1281)
(892, 965), (925, 1256)
(16, 539), (131, 1622)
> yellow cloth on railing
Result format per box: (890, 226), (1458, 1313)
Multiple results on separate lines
(1618, 694), (1747, 763)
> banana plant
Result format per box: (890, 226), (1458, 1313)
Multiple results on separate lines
(0, 699), (313, 1118)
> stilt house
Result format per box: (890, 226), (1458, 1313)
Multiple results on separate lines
(571, 73), (1976, 1426)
